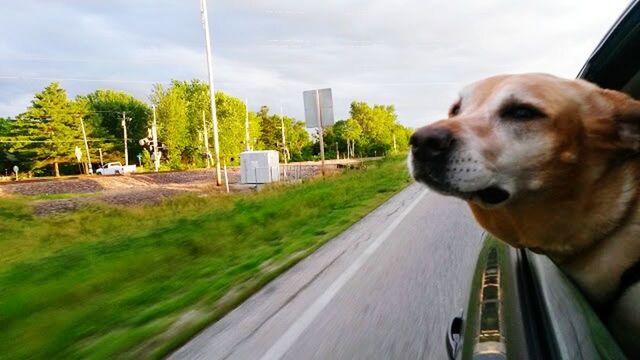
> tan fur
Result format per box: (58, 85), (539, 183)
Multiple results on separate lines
(409, 73), (640, 355)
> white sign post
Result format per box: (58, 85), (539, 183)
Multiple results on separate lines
(12, 165), (18, 181)
(303, 88), (334, 176)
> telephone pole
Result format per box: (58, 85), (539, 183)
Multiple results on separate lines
(245, 98), (250, 151)
(152, 105), (160, 172)
(280, 104), (288, 177)
(202, 110), (210, 168)
(200, 0), (222, 186)
(315, 89), (325, 176)
(122, 112), (129, 166)
(79, 116), (92, 174)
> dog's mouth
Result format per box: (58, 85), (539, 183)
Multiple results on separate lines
(410, 158), (511, 206)
(474, 186), (511, 205)
(421, 176), (511, 206)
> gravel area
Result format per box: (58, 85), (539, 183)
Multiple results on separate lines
(1, 164), (343, 215)
(1, 178), (105, 196)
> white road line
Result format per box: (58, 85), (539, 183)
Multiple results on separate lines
(259, 189), (429, 360)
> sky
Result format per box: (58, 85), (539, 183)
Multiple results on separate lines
(0, 0), (632, 128)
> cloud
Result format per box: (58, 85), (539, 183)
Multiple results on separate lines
(0, 0), (632, 128)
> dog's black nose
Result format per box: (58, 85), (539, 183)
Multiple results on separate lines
(410, 127), (454, 161)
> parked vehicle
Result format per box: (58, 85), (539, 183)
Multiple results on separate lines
(95, 162), (137, 175)
(447, 1), (640, 359)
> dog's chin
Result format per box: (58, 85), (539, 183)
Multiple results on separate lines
(416, 176), (511, 207)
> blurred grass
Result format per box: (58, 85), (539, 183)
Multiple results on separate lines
(0, 156), (411, 359)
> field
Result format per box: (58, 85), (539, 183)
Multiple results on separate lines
(0, 156), (411, 359)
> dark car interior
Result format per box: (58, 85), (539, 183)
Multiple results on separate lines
(579, 1), (640, 97)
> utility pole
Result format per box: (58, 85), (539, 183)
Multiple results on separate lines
(98, 148), (104, 166)
(122, 112), (129, 166)
(79, 116), (92, 175)
(202, 110), (210, 168)
(245, 98), (250, 151)
(336, 142), (339, 159)
(315, 89), (325, 176)
(393, 133), (397, 153)
(201, 0), (222, 186)
(346, 139), (350, 159)
(280, 104), (288, 177)
(152, 105), (160, 172)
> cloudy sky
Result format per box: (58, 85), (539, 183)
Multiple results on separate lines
(0, 0), (631, 128)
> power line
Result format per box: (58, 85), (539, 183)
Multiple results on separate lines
(0, 138), (143, 143)
(0, 139), (111, 143)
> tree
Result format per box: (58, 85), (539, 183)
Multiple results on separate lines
(151, 83), (190, 168)
(392, 124), (413, 153)
(333, 118), (362, 157)
(13, 83), (89, 176)
(81, 90), (151, 165)
(287, 120), (312, 161)
(256, 106), (311, 161)
(0, 118), (19, 175)
(257, 106), (279, 150)
(346, 101), (410, 156)
(215, 91), (249, 163)
(151, 80), (261, 167)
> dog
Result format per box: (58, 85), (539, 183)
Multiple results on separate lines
(408, 73), (640, 355)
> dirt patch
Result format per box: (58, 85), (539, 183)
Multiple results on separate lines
(1, 179), (105, 196)
(4, 162), (357, 215)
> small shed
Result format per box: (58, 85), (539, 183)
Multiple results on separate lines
(240, 150), (280, 184)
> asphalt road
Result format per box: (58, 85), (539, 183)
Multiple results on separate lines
(170, 183), (484, 360)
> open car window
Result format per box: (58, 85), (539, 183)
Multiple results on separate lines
(578, 0), (640, 96)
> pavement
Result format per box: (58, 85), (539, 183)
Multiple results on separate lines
(169, 183), (484, 360)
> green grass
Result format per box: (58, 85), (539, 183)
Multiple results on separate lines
(0, 156), (411, 359)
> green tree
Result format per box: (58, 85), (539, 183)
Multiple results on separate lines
(333, 118), (362, 157)
(392, 124), (413, 153)
(168, 80), (208, 165)
(151, 83), (190, 168)
(215, 91), (248, 163)
(347, 101), (411, 156)
(151, 80), (261, 167)
(257, 106), (278, 150)
(81, 90), (151, 165)
(0, 118), (19, 175)
(14, 83), (89, 176)
(256, 106), (311, 161)
(287, 120), (312, 161)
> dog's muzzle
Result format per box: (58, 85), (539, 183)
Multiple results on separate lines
(409, 126), (455, 184)
(409, 125), (511, 206)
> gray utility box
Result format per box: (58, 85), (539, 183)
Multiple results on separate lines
(240, 150), (280, 184)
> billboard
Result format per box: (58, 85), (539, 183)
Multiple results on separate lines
(303, 88), (334, 128)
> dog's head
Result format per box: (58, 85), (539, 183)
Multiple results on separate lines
(409, 73), (640, 209)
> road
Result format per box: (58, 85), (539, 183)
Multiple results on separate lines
(169, 183), (484, 360)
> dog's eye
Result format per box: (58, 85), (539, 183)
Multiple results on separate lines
(500, 104), (545, 120)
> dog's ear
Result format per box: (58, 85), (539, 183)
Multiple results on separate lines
(589, 89), (640, 152)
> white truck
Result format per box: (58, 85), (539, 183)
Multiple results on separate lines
(95, 162), (137, 175)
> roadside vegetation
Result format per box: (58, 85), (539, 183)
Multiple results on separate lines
(0, 81), (413, 177)
(0, 156), (411, 359)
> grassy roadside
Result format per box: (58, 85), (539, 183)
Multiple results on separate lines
(0, 156), (411, 359)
